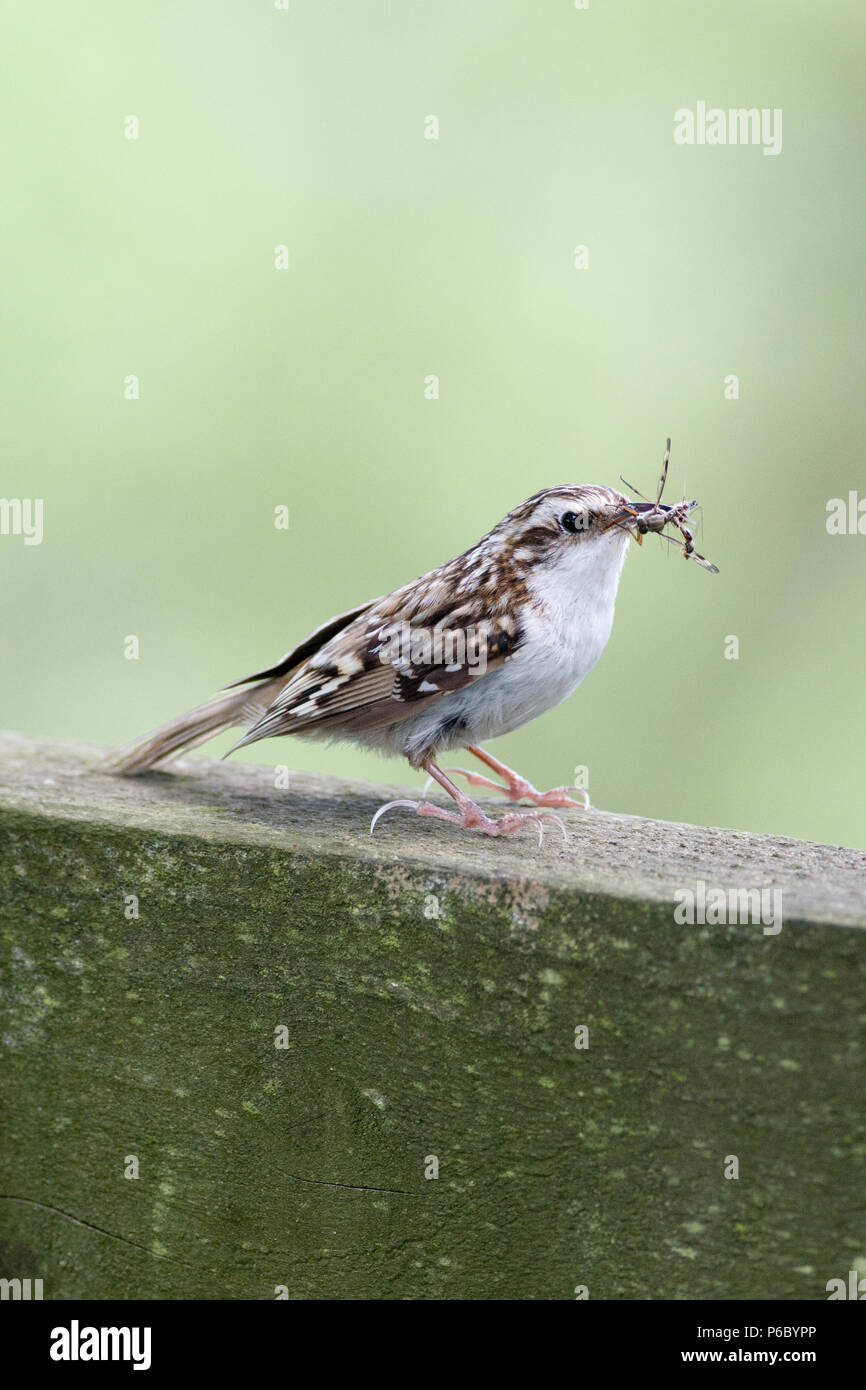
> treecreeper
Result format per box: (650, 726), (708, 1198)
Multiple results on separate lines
(107, 439), (716, 842)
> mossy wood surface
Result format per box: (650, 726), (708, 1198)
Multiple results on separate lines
(1, 732), (864, 1301)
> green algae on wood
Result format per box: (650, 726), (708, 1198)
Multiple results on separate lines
(1, 732), (865, 1300)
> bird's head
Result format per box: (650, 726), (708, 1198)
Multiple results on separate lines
(495, 484), (638, 570)
(491, 481), (717, 577)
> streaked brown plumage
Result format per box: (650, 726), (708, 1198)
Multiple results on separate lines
(107, 465), (715, 839)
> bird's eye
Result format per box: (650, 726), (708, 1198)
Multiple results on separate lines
(560, 511), (584, 534)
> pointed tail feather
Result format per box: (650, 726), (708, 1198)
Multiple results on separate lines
(101, 679), (284, 775)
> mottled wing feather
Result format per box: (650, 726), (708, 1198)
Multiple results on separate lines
(231, 602), (521, 750)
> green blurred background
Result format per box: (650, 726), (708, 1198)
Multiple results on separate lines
(2, 1), (864, 848)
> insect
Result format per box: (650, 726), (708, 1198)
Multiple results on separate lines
(614, 438), (719, 574)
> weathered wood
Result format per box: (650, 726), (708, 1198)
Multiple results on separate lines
(1, 731), (864, 1300)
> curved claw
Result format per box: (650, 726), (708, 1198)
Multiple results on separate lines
(370, 799), (420, 835)
(559, 786), (592, 811)
(369, 796), (567, 846)
(535, 812), (569, 845)
(494, 810), (569, 846)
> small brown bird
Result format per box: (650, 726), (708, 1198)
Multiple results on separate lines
(109, 443), (715, 840)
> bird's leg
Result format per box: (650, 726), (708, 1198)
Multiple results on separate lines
(371, 759), (567, 843)
(436, 744), (592, 810)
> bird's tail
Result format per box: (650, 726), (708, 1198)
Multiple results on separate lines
(101, 678), (285, 775)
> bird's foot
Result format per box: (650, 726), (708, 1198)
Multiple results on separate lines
(370, 795), (566, 845)
(427, 756), (592, 810)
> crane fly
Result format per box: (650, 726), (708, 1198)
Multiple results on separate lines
(610, 437), (719, 574)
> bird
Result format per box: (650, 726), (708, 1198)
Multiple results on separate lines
(107, 449), (715, 841)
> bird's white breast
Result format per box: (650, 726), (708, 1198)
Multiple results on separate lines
(394, 527), (631, 759)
